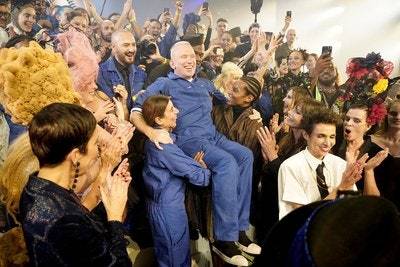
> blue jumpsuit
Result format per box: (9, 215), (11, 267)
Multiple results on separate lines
(143, 134), (210, 267)
(133, 73), (254, 242)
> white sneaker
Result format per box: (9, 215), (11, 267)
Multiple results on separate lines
(212, 241), (249, 266)
(237, 242), (262, 255)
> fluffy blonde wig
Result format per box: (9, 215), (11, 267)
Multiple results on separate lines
(0, 42), (80, 125)
(0, 133), (39, 223)
(214, 62), (243, 96)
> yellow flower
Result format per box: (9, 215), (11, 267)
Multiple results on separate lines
(373, 79), (388, 94)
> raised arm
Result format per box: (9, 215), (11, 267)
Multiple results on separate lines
(114, 0), (132, 30)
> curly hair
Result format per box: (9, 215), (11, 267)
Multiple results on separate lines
(0, 42), (80, 125)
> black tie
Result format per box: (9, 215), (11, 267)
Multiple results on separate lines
(316, 162), (329, 199)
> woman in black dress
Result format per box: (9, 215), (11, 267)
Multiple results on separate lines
(20, 103), (133, 267)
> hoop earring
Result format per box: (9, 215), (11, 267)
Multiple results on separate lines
(71, 161), (80, 191)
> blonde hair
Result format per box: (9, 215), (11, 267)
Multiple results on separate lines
(0, 42), (80, 125)
(214, 62), (243, 95)
(0, 133), (39, 223)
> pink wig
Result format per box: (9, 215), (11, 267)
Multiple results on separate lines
(57, 28), (99, 94)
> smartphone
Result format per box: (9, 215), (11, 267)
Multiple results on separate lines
(321, 46), (332, 57)
(163, 7), (170, 13)
(286, 10), (292, 17)
(265, 31), (273, 38)
(202, 2), (209, 10)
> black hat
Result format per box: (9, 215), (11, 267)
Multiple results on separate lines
(180, 33), (204, 47)
(254, 196), (400, 267)
(228, 27), (241, 38)
(241, 76), (262, 99)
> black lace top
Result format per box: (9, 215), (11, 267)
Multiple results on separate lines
(19, 173), (131, 267)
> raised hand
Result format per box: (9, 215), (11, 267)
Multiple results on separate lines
(364, 148), (389, 171)
(257, 126), (279, 162)
(100, 159), (131, 222)
(340, 153), (369, 189)
(194, 151), (208, 169)
(93, 100), (115, 122)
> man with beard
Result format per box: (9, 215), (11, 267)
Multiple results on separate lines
(97, 30), (147, 111)
(0, 0), (10, 45)
(94, 20), (114, 63)
(314, 58), (344, 113)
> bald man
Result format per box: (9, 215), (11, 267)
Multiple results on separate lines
(131, 41), (261, 265)
(97, 30), (147, 110)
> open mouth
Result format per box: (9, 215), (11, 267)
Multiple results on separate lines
(344, 128), (351, 135)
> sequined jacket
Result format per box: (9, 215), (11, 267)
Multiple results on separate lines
(20, 174), (131, 267)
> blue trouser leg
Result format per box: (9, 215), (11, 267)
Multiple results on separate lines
(147, 203), (190, 267)
(215, 134), (253, 231)
(179, 137), (252, 241)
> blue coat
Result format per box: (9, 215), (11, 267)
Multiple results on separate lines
(97, 57), (147, 110)
(144, 134), (210, 266)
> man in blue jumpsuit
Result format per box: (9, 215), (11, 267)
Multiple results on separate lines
(131, 41), (261, 265)
(97, 31), (147, 111)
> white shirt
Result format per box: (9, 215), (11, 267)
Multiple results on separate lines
(278, 148), (350, 219)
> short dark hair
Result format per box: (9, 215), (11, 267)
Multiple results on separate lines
(142, 95), (170, 128)
(217, 18), (228, 24)
(107, 12), (120, 20)
(29, 103), (97, 167)
(248, 23), (260, 32)
(149, 18), (162, 27)
(303, 108), (341, 135)
(66, 10), (87, 23)
(276, 56), (287, 67)
(4, 34), (34, 48)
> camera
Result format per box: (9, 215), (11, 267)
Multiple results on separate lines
(286, 10), (292, 17)
(202, 2), (209, 10)
(138, 39), (158, 64)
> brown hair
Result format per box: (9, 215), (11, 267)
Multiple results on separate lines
(375, 100), (400, 136)
(303, 107), (341, 135)
(279, 98), (325, 157)
(142, 95), (170, 128)
(286, 86), (311, 113)
(29, 103), (96, 167)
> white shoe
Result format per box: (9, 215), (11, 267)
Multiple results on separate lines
(212, 244), (249, 266)
(237, 242), (262, 255)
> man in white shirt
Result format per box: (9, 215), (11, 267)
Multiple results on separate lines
(278, 109), (364, 219)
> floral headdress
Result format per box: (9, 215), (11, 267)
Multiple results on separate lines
(342, 52), (394, 125)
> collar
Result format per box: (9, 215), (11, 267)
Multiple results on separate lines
(113, 56), (131, 72)
(167, 72), (197, 82)
(304, 148), (324, 170)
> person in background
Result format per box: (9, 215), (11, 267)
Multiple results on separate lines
(7, 0), (36, 39)
(0, 0), (10, 46)
(214, 62), (243, 97)
(202, 46), (224, 81)
(210, 17), (228, 46)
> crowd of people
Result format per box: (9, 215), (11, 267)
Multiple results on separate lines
(0, 0), (399, 266)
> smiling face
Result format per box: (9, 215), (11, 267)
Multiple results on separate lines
(304, 123), (336, 160)
(69, 15), (88, 33)
(17, 6), (36, 33)
(170, 42), (196, 80)
(286, 104), (303, 128)
(112, 31), (137, 66)
(249, 25), (260, 43)
(343, 108), (371, 142)
(156, 100), (179, 131)
(288, 51), (305, 72)
(227, 80), (253, 107)
(278, 58), (289, 76)
(283, 89), (293, 113)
